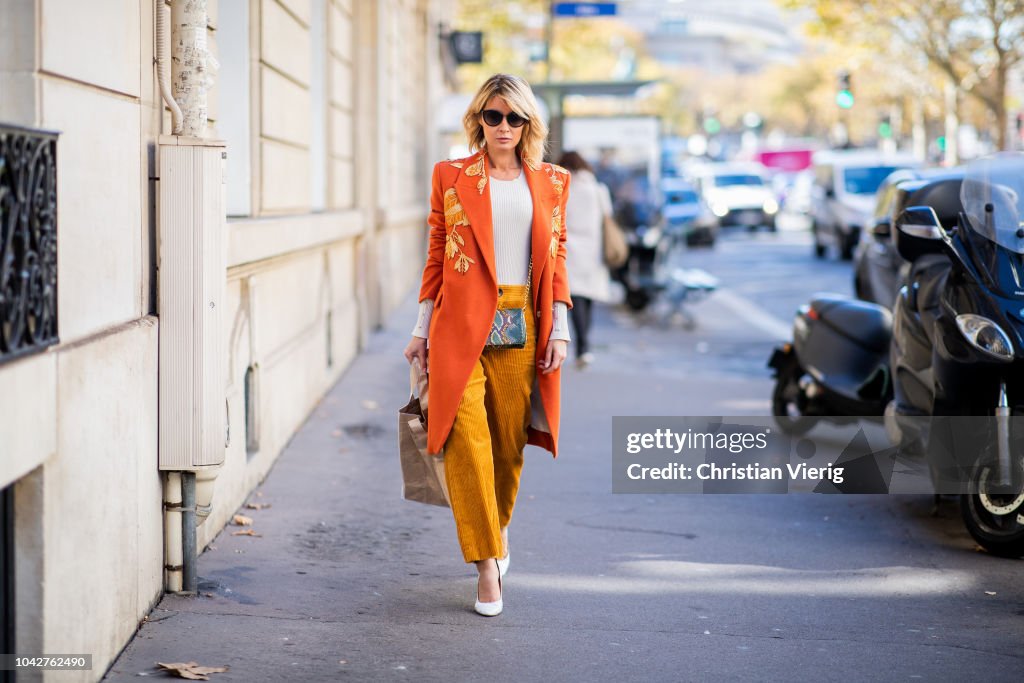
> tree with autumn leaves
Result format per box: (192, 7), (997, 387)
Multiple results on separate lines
(784, 0), (1024, 150)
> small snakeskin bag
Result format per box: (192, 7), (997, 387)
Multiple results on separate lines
(485, 258), (532, 349)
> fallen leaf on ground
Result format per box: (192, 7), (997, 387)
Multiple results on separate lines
(231, 529), (262, 537)
(231, 514), (253, 526)
(362, 399), (379, 410)
(156, 661), (229, 680)
(985, 591), (997, 595)
(331, 429), (343, 438)
(244, 502), (272, 510)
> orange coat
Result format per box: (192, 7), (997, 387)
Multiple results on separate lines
(418, 150), (572, 458)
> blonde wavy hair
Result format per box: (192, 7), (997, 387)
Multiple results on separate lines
(462, 74), (548, 165)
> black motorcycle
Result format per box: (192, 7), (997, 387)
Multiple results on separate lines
(770, 155), (1024, 556)
(887, 154), (1024, 556)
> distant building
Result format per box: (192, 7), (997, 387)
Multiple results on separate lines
(618, 0), (805, 73)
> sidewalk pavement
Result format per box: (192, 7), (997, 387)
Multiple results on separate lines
(102, 291), (767, 682)
(102, 288), (1015, 682)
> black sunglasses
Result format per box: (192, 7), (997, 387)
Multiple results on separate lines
(480, 109), (528, 128)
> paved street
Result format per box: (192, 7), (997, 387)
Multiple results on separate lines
(105, 223), (1024, 682)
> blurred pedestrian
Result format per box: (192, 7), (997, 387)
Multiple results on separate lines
(403, 74), (573, 617)
(557, 151), (613, 369)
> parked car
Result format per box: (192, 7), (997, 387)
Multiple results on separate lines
(692, 163), (779, 231)
(810, 151), (919, 260)
(660, 177), (719, 247)
(853, 167), (966, 308)
(852, 168), (922, 307)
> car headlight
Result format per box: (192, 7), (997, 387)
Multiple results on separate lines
(763, 198), (779, 215)
(956, 314), (1014, 361)
(711, 203), (728, 218)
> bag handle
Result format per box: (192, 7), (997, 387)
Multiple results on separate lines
(408, 357), (429, 414)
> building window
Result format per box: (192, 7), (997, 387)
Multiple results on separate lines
(0, 125), (59, 366)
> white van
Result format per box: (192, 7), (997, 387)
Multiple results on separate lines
(810, 150), (920, 260)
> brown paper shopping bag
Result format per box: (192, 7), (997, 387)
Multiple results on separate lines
(398, 358), (451, 507)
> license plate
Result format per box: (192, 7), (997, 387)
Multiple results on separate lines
(737, 211), (759, 224)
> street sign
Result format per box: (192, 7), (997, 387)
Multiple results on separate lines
(553, 2), (617, 17)
(449, 31), (483, 63)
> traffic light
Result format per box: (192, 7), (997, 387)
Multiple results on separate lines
(836, 70), (854, 109)
(878, 115), (892, 138)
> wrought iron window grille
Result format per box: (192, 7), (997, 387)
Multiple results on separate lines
(0, 123), (59, 365)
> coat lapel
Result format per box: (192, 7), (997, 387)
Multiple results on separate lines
(523, 158), (560, 307)
(454, 151), (496, 286)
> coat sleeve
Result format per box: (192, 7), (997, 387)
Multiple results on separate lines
(418, 162), (446, 302)
(553, 170), (573, 309)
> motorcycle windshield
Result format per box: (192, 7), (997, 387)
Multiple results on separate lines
(961, 153), (1024, 254)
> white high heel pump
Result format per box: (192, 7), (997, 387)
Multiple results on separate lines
(497, 528), (509, 578)
(474, 558), (503, 617)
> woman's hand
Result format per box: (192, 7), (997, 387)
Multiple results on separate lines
(539, 339), (568, 374)
(404, 336), (428, 373)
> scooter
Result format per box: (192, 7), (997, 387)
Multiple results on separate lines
(887, 154), (1024, 557)
(769, 156), (1024, 556)
(768, 294), (892, 435)
(768, 176), (964, 432)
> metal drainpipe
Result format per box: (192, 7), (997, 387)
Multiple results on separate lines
(163, 472), (183, 592)
(181, 472), (197, 593)
(155, 0), (183, 134)
(158, 0), (213, 594)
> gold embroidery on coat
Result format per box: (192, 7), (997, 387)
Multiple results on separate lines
(548, 170), (564, 196)
(444, 188), (469, 227)
(443, 187), (473, 274)
(445, 230), (464, 259)
(523, 156), (541, 172)
(448, 160), (464, 168)
(465, 156), (487, 194)
(549, 206), (562, 258)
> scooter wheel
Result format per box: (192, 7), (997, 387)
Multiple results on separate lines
(771, 370), (814, 436)
(960, 454), (1024, 558)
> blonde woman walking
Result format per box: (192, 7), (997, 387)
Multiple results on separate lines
(403, 74), (572, 616)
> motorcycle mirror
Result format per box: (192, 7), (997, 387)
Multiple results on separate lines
(870, 218), (892, 238)
(894, 205), (946, 261)
(896, 206), (944, 238)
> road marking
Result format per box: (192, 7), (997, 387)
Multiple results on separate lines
(713, 288), (793, 341)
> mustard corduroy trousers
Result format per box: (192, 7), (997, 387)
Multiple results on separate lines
(444, 284), (536, 564)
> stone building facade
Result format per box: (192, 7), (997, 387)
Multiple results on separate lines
(0, 0), (454, 679)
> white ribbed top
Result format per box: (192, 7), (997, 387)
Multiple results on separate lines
(489, 171), (533, 285)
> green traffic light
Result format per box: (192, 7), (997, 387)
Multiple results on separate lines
(703, 117), (721, 135)
(836, 90), (854, 109)
(878, 122), (892, 138)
